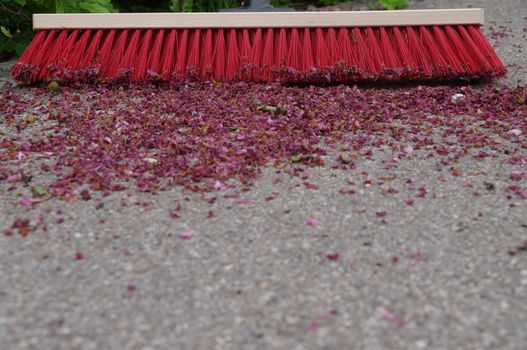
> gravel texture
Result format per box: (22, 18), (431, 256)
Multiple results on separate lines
(1, 1), (526, 350)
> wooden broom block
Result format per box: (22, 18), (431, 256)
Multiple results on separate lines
(33, 9), (484, 30)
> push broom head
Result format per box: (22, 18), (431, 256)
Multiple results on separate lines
(12, 9), (506, 84)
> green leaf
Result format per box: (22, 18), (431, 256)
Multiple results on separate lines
(1, 26), (12, 38)
(13, 0), (27, 5)
(32, 186), (49, 196)
(55, 0), (65, 13)
(183, 0), (194, 12)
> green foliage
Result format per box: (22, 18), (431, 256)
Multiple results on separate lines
(0, 0), (116, 60)
(370, 0), (408, 10)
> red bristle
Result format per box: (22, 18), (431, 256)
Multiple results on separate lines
(314, 28), (329, 69)
(239, 29), (252, 79)
(133, 29), (154, 81)
(147, 29), (165, 78)
(12, 30), (47, 81)
(352, 28), (374, 74)
(432, 26), (464, 74)
(419, 26), (449, 77)
(56, 30), (80, 78)
(337, 28), (355, 68)
(118, 29), (141, 79)
(106, 30), (129, 79)
(30, 30), (57, 79)
(286, 28), (302, 74)
(365, 27), (383, 73)
(79, 29), (103, 74)
(444, 25), (477, 73)
(301, 28), (314, 72)
(186, 29), (201, 75)
(175, 29), (189, 78)
(392, 27), (416, 70)
(378, 27), (398, 69)
(201, 29), (214, 79)
(65, 29), (92, 72)
(250, 29), (263, 80)
(226, 29), (240, 80)
(212, 29), (226, 80)
(465, 25), (505, 74)
(406, 26), (433, 77)
(239, 29), (252, 64)
(275, 28), (287, 68)
(38, 29), (68, 79)
(96, 29), (117, 78)
(261, 28), (274, 81)
(15, 30), (46, 65)
(456, 25), (489, 72)
(325, 28), (340, 66)
(161, 29), (177, 80)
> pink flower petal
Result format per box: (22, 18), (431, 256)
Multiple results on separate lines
(305, 321), (320, 331)
(379, 308), (395, 321)
(508, 129), (522, 136)
(179, 230), (193, 239)
(19, 197), (32, 206)
(304, 218), (319, 226)
(213, 180), (227, 191)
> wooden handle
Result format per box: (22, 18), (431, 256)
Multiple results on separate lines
(33, 9), (484, 30)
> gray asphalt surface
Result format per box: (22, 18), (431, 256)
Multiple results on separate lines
(1, 1), (526, 349)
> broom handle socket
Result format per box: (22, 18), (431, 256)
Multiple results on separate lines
(220, 0), (295, 12)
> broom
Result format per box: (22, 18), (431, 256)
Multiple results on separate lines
(11, 2), (506, 84)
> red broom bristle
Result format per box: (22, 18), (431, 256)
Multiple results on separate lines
(175, 29), (189, 78)
(468, 25), (505, 72)
(29, 30), (57, 79)
(96, 29), (117, 78)
(378, 27), (399, 69)
(226, 29), (240, 80)
(38, 29), (68, 80)
(261, 28), (274, 81)
(301, 28), (314, 73)
(106, 29), (129, 79)
(314, 28), (329, 69)
(79, 29), (103, 76)
(392, 27), (417, 72)
(201, 29), (214, 79)
(432, 25), (464, 74)
(419, 26), (449, 77)
(212, 29), (226, 81)
(250, 29), (263, 81)
(187, 29), (201, 75)
(365, 27), (384, 73)
(337, 28), (355, 68)
(239, 28), (252, 80)
(287, 28), (302, 75)
(117, 29), (141, 79)
(352, 28), (375, 74)
(160, 29), (177, 80)
(14, 30), (46, 66)
(65, 29), (92, 72)
(458, 25), (493, 73)
(443, 25), (477, 73)
(14, 21), (506, 83)
(133, 29), (153, 81)
(57, 29), (80, 77)
(406, 26), (433, 77)
(275, 28), (288, 69)
(147, 29), (165, 78)
(325, 28), (340, 66)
